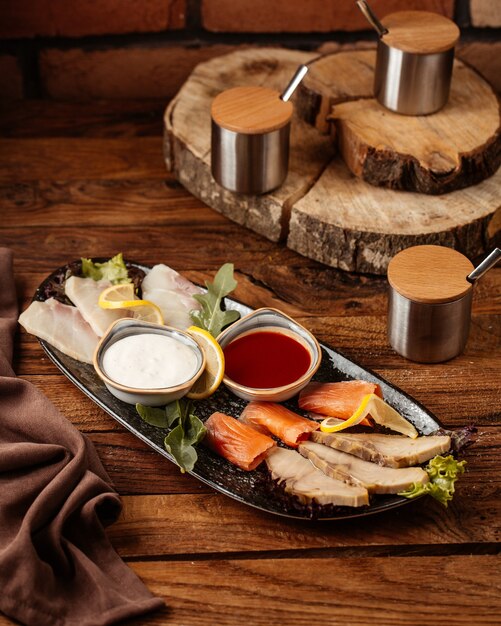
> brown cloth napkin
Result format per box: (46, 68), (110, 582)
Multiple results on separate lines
(0, 248), (165, 626)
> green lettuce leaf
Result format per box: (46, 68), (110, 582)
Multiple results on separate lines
(399, 455), (467, 507)
(135, 404), (170, 428)
(164, 417), (206, 474)
(81, 253), (130, 284)
(190, 263), (240, 337)
(136, 399), (206, 472)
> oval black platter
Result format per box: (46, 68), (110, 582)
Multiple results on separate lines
(34, 261), (441, 521)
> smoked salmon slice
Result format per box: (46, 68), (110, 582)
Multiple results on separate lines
(240, 402), (319, 448)
(204, 411), (275, 471)
(298, 380), (383, 425)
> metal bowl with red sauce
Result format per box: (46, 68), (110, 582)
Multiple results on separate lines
(216, 308), (322, 402)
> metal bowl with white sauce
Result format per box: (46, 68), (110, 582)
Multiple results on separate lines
(93, 319), (206, 406)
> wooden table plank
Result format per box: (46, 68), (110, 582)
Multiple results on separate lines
(106, 556), (501, 625)
(0, 100), (165, 138)
(0, 555), (499, 626)
(0, 179), (199, 228)
(0, 138), (167, 182)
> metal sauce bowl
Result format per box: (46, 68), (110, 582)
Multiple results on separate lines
(217, 308), (321, 402)
(93, 319), (206, 406)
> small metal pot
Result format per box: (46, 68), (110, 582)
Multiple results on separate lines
(210, 67), (308, 195)
(356, 2), (460, 115)
(388, 287), (472, 363)
(211, 117), (290, 195)
(374, 40), (455, 116)
(387, 246), (500, 363)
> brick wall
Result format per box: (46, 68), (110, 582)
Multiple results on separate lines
(0, 0), (500, 100)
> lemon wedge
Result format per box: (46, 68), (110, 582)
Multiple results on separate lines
(320, 393), (418, 438)
(98, 283), (136, 308)
(186, 326), (225, 400)
(98, 284), (164, 325)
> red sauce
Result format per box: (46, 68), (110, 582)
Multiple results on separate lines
(223, 330), (311, 389)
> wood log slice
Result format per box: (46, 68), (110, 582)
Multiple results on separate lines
(164, 47), (501, 274)
(164, 47), (333, 243)
(297, 50), (501, 195)
(287, 158), (501, 274)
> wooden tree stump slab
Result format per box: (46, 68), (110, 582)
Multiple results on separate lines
(287, 158), (501, 274)
(297, 50), (501, 195)
(164, 48), (333, 243)
(164, 47), (501, 275)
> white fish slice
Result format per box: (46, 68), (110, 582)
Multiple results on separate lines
(299, 441), (429, 495)
(18, 298), (99, 364)
(266, 447), (369, 507)
(65, 276), (129, 337)
(141, 264), (203, 330)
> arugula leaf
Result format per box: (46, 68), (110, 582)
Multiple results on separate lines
(190, 263), (240, 337)
(184, 414), (207, 446)
(399, 455), (467, 507)
(81, 253), (131, 284)
(164, 424), (200, 474)
(136, 404), (170, 428)
(136, 399), (206, 472)
(164, 400), (185, 428)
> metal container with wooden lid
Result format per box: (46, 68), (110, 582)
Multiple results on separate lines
(211, 66), (308, 194)
(357, 2), (460, 115)
(211, 85), (293, 194)
(387, 245), (500, 363)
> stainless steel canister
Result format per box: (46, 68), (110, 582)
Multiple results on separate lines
(387, 287), (472, 363)
(386, 245), (474, 363)
(211, 85), (294, 195)
(387, 246), (501, 363)
(211, 120), (290, 195)
(356, 3), (460, 116)
(374, 40), (455, 116)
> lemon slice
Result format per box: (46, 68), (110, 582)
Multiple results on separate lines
(98, 284), (136, 309)
(186, 326), (225, 400)
(129, 303), (164, 325)
(320, 393), (418, 438)
(98, 284), (164, 324)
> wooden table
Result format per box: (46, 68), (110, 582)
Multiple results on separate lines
(1, 99), (500, 625)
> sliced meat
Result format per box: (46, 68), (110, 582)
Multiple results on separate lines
(240, 402), (318, 448)
(65, 276), (128, 336)
(18, 298), (99, 364)
(299, 441), (429, 495)
(266, 447), (368, 507)
(311, 431), (451, 468)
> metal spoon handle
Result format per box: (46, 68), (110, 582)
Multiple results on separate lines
(280, 64), (309, 102)
(467, 248), (501, 283)
(356, 0), (388, 38)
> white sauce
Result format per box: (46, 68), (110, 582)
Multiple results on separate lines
(103, 333), (199, 389)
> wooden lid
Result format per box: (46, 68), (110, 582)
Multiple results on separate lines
(211, 86), (293, 135)
(388, 245), (474, 303)
(381, 11), (460, 54)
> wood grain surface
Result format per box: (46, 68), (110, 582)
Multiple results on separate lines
(387, 245), (474, 303)
(381, 11), (460, 54)
(0, 98), (500, 626)
(211, 86), (292, 133)
(300, 50), (501, 194)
